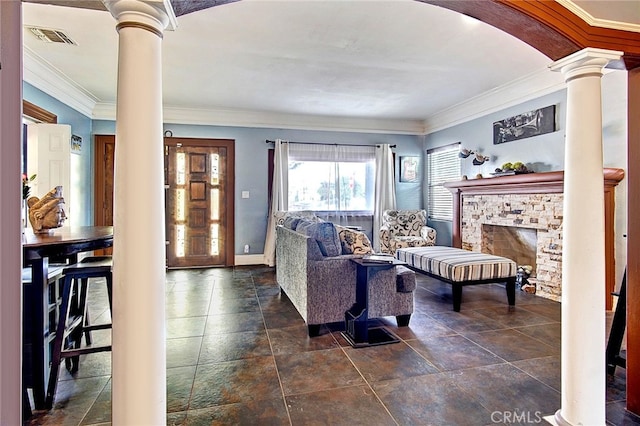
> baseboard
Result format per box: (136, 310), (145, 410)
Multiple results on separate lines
(234, 254), (266, 266)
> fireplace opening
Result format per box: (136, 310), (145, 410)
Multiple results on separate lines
(482, 224), (537, 277)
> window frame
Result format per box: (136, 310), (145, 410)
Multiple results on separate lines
(427, 142), (461, 222)
(287, 159), (375, 214)
(286, 144), (376, 215)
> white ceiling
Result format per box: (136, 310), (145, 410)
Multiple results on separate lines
(21, 0), (640, 134)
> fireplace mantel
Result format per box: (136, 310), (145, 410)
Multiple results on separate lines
(444, 168), (625, 195)
(444, 167), (625, 308)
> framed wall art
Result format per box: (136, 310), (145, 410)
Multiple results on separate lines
(71, 134), (82, 154)
(399, 156), (419, 183)
(493, 105), (556, 145)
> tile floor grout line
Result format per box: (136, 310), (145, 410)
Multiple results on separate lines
(254, 269), (295, 426)
(181, 271), (217, 417)
(337, 343), (401, 426)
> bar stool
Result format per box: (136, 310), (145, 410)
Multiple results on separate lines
(45, 256), (113, 409)
(21, 265), (65, 418)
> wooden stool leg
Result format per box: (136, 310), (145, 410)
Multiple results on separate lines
(46, 276), (74, 409)
(68, 278), (86, 373)
(79, 277), (92, 346)
(106, 274), (113, 315)
(607, 270), (627, 374)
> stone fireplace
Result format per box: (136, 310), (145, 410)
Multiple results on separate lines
(460, 193), (563, 300)
(444, 168), (624, 305)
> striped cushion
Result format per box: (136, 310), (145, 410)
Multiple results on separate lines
(396, 246), (516, 282)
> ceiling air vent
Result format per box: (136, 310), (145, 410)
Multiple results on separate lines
(26, 26), (77, 46)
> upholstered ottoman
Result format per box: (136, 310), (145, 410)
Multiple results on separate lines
(395, 246), (517, 312)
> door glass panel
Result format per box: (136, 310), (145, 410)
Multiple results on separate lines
(176, 152), (186, 185)
(210, 224), (219, 255)
(210, 188), (219, 221)
(176, 224), (186, 257)
(210, 153), (219, 185)
(176, 189), (185, 221)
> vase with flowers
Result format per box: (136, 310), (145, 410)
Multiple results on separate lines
(22, 173), (36, 229)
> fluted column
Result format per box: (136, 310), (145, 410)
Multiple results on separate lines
(550, 48), (622, 426)
(102, 1), (176, 424)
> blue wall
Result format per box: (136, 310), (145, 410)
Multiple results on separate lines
(93, 120), (423, 254)
(424, 90), (569, 246)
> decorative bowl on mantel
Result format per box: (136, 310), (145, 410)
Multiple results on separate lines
(491, 162), (533, 177)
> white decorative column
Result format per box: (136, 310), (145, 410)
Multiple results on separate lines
(102, 1), (176, 424)
(550, 48), (622, 426)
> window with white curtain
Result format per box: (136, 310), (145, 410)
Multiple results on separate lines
(288, 144), (375, 213)
(427, 143), (461, 221)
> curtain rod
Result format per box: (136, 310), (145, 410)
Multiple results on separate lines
(265, 139), (396, 148)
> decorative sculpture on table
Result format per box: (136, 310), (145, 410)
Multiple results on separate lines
(27, 186), (67, 233)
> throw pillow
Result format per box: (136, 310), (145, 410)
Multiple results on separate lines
(299, 222), (341, 257)
(273, 210), (290, 227)
(334, 225), (374, 255)
(295, 219), (315, 233)
(283, 216), (301, 230)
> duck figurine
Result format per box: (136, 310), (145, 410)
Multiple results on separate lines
(472, 152), (490, 165)
(459, 148), (473, 158)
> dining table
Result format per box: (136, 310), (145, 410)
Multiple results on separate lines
(22, 226), (113, 410)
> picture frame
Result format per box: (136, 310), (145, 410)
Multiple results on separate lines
(399, 156), (419, 183)
(493, 105), (556, 145)
(71, 134), (82, 154)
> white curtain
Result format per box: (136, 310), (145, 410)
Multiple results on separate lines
(373, 144), (396, 251)
(289, 143), (375, 162)
(263, 139), (289, 266)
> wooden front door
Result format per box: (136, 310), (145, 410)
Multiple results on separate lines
(165, 138), (235, 268)
(94, 135), (234, 266)
(94, 135), (115, 255)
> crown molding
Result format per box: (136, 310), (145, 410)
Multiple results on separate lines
(162, 107), (426, 135)
(558, 0), (640, 33)
(423, 68), (567, 134)
(23, 47), (98, 118)
(26, 49), (569, 136)
(92, 102), (427, 135)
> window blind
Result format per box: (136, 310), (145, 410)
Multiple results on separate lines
(427, 143), (461, 221)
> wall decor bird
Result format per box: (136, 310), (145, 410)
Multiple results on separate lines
(459, 147), (473, 158)
(472, 152), (490, 165)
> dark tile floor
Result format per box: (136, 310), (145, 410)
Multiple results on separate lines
(26, 265), (640, 425)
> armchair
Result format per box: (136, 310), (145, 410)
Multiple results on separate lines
(379, 209), (436, 255)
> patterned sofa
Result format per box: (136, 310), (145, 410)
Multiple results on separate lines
(275, 212), (415, 336)
(379, 209), (437, 255)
